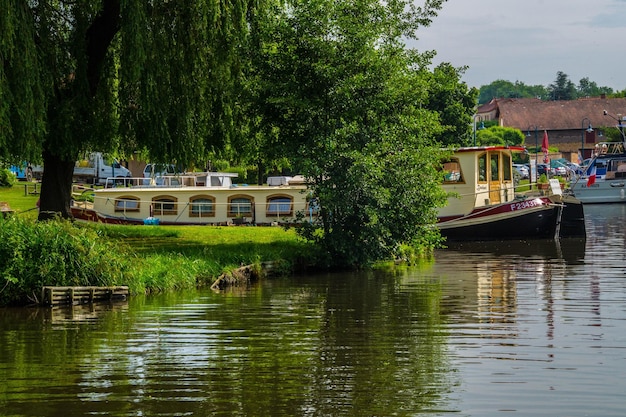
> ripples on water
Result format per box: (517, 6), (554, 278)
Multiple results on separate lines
(433, 205), (626, 416)
(1, 205), (626, 416)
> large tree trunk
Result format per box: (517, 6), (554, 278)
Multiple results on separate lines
(36, 2), (120, 221)
(38, 150), (76, 221)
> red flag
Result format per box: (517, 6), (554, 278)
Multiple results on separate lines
(541, 130), (549, 163)
(587, 165), (597, 187)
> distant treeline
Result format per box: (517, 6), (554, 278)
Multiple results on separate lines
(478, 71), (625, 104)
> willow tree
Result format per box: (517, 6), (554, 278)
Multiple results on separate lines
(1, 0), (252, 220)
(250, 0), (474, 266)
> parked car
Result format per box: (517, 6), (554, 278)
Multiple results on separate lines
(513, 164), (529, 179)
(537, 163), (554, 176)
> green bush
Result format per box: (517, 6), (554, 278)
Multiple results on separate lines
(0, 217), (132, 306)
(0, 168), (17, 187)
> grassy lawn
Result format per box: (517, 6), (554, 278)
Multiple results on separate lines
(0, 181), (40, 219)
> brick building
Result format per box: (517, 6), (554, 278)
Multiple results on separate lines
(476, 96), (626, 161)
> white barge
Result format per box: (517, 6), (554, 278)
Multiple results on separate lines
(71, 173), (314, 226)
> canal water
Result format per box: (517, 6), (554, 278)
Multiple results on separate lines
(1, 204), (625, 416)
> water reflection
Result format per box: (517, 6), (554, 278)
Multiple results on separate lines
(444, 237), (586, 263)
(0, 273), (457, 416)
(2, 204), (626, 416)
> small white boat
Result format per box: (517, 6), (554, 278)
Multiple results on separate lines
(570, 141), (626, 204)
(437, 146), (585, 241)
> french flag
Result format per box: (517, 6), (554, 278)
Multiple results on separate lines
(587, 165), (597, 187)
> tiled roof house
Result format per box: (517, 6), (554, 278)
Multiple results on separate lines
(476, 96), (626, 160)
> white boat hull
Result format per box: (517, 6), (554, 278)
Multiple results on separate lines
(570, 180), (626, 204)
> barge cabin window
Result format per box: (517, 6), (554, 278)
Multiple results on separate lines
(228, 195), (253, 217)
(442, 159), (463, 183)
(152, 195), (178, 215)
(114, 196), (140, 212)
(266, 195), (294, 216)
(190, 195), (215, 217)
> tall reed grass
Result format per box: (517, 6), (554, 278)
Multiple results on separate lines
(0, 216), (130, 305)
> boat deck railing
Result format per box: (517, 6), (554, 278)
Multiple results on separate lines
(103, 176), (200, 188)
(592, 141), (625, 156)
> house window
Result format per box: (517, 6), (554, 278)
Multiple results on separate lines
(228, 195), (253, 217)
(152, 195), (178, 215)
(190, 195), (215, 217)
(114, 196), (140, 212)
(266, 195), (293, 216)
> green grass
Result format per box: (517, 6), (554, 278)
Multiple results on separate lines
(0, 181), (40, 220)
(88, 223), (313, 291)
(515, 179), (532, 193)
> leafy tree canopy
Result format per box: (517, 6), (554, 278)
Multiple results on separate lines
(478, 80), (547, 104)
(548, 71), (577, 101)
(249, 0), (476, 266)
(3, 0), (480, 267)
(475, 126), (525, 147)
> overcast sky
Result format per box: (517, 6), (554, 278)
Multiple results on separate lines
(413, 0), (626, 91)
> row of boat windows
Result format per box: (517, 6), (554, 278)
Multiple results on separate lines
(443, 153), (513, 184)
(114, 194), (302, 217)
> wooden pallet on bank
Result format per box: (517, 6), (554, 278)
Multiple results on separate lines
(41, 286), (129, 306)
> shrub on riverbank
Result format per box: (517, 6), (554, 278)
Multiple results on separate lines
(0, 216), (130, 305)
(0, 168), (17, 187)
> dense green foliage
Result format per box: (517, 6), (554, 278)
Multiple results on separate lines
(478, 71), (615, 104)
(1, 0), (256, 219)
(475, 126), (525, 147)
(1, 0), (253, 166)
(0, 168), (17, 187)
(247, 0), (464, 266)
(2, 0), (481, 268)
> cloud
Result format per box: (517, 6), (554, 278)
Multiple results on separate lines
(410, 0), (626, 90)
